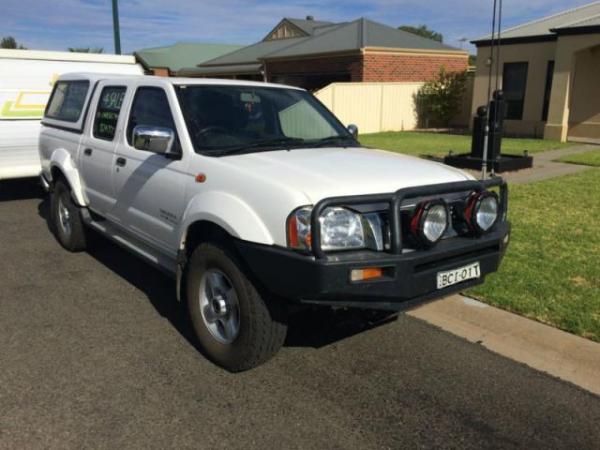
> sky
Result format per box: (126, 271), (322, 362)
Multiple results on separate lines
(1, 0), (594, 54)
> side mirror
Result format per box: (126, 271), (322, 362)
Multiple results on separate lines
(347, 124), (358, 139)
(132, 125), (176, 155)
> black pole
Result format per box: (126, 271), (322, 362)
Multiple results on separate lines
(112, 0), (121, 54)
(482, 0), (498, 179)
(490, 0), (503, 176)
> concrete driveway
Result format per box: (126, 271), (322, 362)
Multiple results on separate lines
(1, 179), (599, 449)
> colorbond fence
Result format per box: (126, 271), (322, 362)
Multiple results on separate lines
(314, 82), (423, 134)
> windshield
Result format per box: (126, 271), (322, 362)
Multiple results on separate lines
(175, 85), (356, 156)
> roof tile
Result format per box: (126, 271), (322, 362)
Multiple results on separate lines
(200, 17), (460, 70)
(136, 42), (242, 71)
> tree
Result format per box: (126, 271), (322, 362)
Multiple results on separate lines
(1, 36), (26, 49)
(398, 25), (443, 43)
(414, 67), (468, 127)
(68, 47), (104, 53)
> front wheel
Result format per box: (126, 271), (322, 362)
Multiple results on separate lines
(186, 243), (287, 372)
(50, 179), (87, 252)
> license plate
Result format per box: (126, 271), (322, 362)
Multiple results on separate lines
(437, 262), (480, 289)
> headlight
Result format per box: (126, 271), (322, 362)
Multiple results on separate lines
(465, 191), (499, 234)
(287, 206), (366, 251)
(319, 207), (365, 251)
(410, 200), (448, 247)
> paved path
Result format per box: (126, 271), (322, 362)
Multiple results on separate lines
(504, 145), (596, 184)
(465, 145), (597, 184)
(1, 179), (600, 449)
(408, 295), (600, 396)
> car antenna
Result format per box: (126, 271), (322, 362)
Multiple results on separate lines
(481, 0), (503, 180)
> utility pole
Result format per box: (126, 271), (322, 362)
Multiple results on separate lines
(112, 0), (122, 54)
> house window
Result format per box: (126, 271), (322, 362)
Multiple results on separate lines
(541, 61), (554, 121)
(502, 62), (528, 120)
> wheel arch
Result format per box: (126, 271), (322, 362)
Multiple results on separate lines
(176, 203), (280, 303)
(49, 148), (86, 206)
(176, 219), (243, 303)
(177, 191), (274, 248)
(181, 220), (234, 258)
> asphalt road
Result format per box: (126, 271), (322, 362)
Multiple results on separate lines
(1, 179), (599, 449)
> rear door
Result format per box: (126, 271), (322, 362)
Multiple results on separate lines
(79, 83), (128, 215)
(110, 84), (189, 254)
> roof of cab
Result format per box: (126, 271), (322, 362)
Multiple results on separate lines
(57, 72), (303, 90)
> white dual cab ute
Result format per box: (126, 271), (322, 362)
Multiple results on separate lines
(39, 73), (510, 371)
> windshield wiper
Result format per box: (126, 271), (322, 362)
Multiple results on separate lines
(216, 137), (307, 155)
(206, 135), (354, 156)
(309, 135), (356, 147)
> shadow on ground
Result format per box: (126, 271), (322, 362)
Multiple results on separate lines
(0, 178), (44, 202)
(285, 308), (397, 348)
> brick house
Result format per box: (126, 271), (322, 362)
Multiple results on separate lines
(179, 17), (468, 90)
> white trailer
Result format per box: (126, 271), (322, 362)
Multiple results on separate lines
(0, 49), (143, 180)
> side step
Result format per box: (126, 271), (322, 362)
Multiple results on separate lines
(82, 212), (177, 277)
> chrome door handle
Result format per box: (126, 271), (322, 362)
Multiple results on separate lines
(116, 157), (127, 167)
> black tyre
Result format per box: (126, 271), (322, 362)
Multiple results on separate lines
(186, 242), (287, 372)
(50, 179), (87, 252)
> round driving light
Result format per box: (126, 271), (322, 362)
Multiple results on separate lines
(410, 200), (449, 247)
(465, 192), (499, 234)
(477, 195), (499, 231)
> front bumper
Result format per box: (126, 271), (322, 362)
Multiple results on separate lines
(234, 221), (510, 311)
(237, 178), (509, 311)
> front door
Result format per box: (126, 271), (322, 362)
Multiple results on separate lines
(111, 86), (188, 256)
(79, 85), (127, 215)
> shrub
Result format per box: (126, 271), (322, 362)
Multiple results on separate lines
(414, 68), (467, 128)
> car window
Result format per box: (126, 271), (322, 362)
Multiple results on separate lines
(176, 85), (350, 155)
(45, 80), (90, 122)
(126, 87), (178, 147)
(278, 99), (337, 139)
(93, 86), (126, 141)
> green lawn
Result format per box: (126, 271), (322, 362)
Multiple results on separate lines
(556, 149), (600, 167)
(359, 131), (572, 158)
(468, 168), (600, 341)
